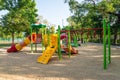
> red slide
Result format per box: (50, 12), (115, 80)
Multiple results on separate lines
(60, 33), (78, 54)
(7, 34), (42, 53)
(7, 36), (31, 53)
(62, 45), (78, 54)
(7, 43), (18, 52)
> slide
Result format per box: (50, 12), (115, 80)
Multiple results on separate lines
(7, 36), (31, 53)
(37, 34), (58, 64)
(7, 34), (39, 53)
(62, 45), (78, 54)
(60, 33), (78, 54)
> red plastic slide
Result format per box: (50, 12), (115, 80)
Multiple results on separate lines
(62, 45), (78, 54)
(7, 34), (41, 53)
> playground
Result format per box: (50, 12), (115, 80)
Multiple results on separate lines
(1, 0), (120, 80)
(0, 12), (120, 80)
(0, 43), (120, 80)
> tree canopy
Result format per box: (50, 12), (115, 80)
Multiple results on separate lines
(65, 0), (120, 44)
(0, 0), (38, 43)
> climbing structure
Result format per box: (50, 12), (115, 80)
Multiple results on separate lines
(37, 34), (58, 64)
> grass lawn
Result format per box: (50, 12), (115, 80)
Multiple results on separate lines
(0, 43), (12, 48)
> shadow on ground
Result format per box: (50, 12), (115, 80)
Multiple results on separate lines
(0, 43), (120, 80)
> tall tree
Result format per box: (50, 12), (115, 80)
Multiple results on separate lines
(0, 0), (38, 43)
(65, 0), (120, 44)
(65, 0), (87, 28)
(97, 0), (120, 44)
(37, 15), (50, 25)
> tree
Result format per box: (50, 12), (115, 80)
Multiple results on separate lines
(65, 0), (87, 29)
(0, 0), (38, 43)
(37, 15), (50, 25)
(97, 0), (120, 44)
(65, 0), (120, 44)
(0, 0), (4, 10)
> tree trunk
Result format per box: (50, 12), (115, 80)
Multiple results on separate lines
(113, 34), (117, 44)
(98, 34), (102, 43)
(113, 29), (118, 44)
(11, 32), (15, 44)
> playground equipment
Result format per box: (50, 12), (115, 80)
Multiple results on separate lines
(103, 18), (111, 69)
(37, 26), (78, 64)
(68, 27), (104, 43)
(37, 33), (78, 64)
(7, 34), (33, 52)
(60, 28), (103, 45)
(7, 23), (45, 53)
(7, 33), (42, 53)
(7, 23), (78, 64)
(61, 45), (78, 54)
(60, 30), (80, 47)
(60, 33), (78, 54)
(37, 34), (58, 64)
(71, 34), (79, 47)
(30, 23), (46, 53)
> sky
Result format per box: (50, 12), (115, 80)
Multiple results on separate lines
(0, 0), (83, 27)
(35, 0), (71, 27)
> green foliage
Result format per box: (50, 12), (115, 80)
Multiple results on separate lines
(50, 26), (55, 34)
(37, 15), (50, 25)
(0, 0), (4, 10)
(1, 0), (37, 32)
(65, 0), (120, 44)
(0, 0), (38, 43)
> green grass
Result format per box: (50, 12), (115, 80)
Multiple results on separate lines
(0, 43), (12, 48)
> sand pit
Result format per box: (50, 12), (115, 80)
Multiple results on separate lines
(0, 43), (120, 80)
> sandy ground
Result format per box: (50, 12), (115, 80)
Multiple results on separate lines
(0, 43), (120, 80)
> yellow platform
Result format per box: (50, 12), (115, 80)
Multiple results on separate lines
(37, 34), (58, 64)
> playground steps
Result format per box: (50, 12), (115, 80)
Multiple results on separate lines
(37, 46), (57, 64)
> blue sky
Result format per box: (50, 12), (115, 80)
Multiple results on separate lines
(0, 0), (83, 27)
(35, 0), (70, 27)
(0, 0), (70, 27)
(0, 10), (8, 18)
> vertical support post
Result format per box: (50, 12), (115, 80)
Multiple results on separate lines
(47, 27), (50, 46)
(35, 28), (37, 52)
(45, 27), (47, 34)
(103, 18), (107, 69)
(73, 33), (77, 47)
(41, 27), (44, 52)
(108, 22), (111, 64)
(83, 33), (87, 44)
(58, 25), (62, 60)
(30, 27), (33, 53)
(68, 27), (71, 58)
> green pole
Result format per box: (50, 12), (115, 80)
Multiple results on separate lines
(103, 18), (107, 69)
(108, 22), (111, 64)
(68, 27), (71, 58)
(76, 33), (78, 46)
(74, 34), (78, 47)
(41, 27), (44, 52)
(58, 25), (62, 60)
(30, 27), (33, 53)
(47, 28), (50, 46)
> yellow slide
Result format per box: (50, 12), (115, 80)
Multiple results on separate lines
(37, 34), (58, 64)
(7, 37), (31, 53)
(7, 33), (38, 53)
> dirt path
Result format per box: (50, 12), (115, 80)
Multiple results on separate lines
(0, 43), (120, 80)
